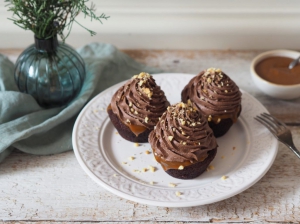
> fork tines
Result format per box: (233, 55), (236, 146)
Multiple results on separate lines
(254, 112), (287, 135)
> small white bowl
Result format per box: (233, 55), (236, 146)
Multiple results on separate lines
(250, 49), (300, 100)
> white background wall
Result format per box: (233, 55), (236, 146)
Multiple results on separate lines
(1, 0), (300, 50)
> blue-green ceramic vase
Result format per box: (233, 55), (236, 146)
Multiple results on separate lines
(14, 35), (85, 108)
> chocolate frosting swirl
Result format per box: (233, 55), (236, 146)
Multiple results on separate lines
(111, 72), (169, 129)
(149, 102), (217, 164)
(182, 68), (241, 116)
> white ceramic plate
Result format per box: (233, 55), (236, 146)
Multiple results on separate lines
(72, 73), (278, 207)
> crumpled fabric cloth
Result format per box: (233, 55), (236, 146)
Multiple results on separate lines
(0, 43), (162, 163)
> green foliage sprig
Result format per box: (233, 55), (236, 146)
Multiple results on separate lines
(5, 0), (109, 41)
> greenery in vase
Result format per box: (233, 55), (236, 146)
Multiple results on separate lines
(5, 0), (109, 41)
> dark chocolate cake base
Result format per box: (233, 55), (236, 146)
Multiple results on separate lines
(208, 118), (233, 138)
(165, 148), (217, 180)
(108, 109), (151, 143)
(208, 107), (242, 138)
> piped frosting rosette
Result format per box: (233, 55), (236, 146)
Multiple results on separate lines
(148, 101), (217, 171)
(181, 68), (242, 123)
(111, 72), (169, 131)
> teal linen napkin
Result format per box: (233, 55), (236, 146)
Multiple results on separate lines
(0, 43), (163, 163)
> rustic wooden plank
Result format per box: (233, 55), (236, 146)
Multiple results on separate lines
(1, 49), (300, 223)
(0, 130), (299, 223)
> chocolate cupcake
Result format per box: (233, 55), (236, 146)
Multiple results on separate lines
(149, 101), (218, 179)
(181, 68), (242, 137)
(108, 72), (170, 143)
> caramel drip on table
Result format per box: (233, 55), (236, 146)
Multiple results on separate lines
(154, 151), (208, 171)
(107, 104), (147, 136)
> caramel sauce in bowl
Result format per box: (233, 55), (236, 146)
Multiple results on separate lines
(250, 50), (300, 100)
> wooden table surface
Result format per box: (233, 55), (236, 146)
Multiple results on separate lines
(1, 49), (300, 223)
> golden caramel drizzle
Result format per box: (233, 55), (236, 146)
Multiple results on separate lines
(127, 124), (147, 136)
(154, 151), (208, 171)
(107, 104), (147, 136)
(210, 106), (241, 124)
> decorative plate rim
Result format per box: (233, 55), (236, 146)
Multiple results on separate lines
(72, 73), (278, 207)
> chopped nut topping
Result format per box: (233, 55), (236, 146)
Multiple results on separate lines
(128, 156), (135, 161)
(191, 123), (196, 126)
(122, 162), (127, 165)
(181, 131), (186, 135)
(207, 77), (212, 83)
(126, 119), (131, 124)
(168, 136), (174, 141)
(134, 143), (140, 147)
(221, 175), (228, 180)
(142, 87), (153, 99)
(216, 118), (221, 124)
(208, 117), (212, 122)
(145, 150), (151, 155)
(129, 101), (132, 107)
(130, 108), (134, 112)
(139, 80), (144, 86)
(115, 132), (119, 135)
(181, 120), (186, 125)
(178, 165), (184, 170)
(175, 191), (181, 196)
(141, 168), (148, 172)
(216, 68), (222, 73)
(208, 165), (215, 170)
(169, 183), (176, 188)
(182, 142), (187, 145)
(224, 90), (228, 93)
(149, 166), (156, 172)
(134, 110), (138, 114)
(145, 117), (149, 123)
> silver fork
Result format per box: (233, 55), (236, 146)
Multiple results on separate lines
(255, 112), (300, 159)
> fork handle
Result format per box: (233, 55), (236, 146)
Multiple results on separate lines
(286, 143), (300, 159)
